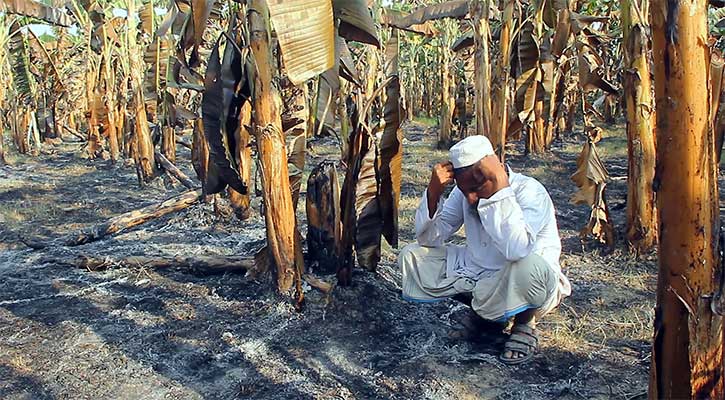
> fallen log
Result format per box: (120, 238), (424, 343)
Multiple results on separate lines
(154, 151), (197, 189)
(24, 189), (203, 249)
(49, 254), (257, 273)
(47, 253), (334, 294)
(62, 125), (86, 141)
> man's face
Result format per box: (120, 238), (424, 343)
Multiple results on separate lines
(454, 161), (486, 206)
(454, 156), (503, 205)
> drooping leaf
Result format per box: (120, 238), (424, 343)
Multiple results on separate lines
(514, 68), (540, 123)
(576, 41), (618, 94)
(139, 1), (155, 38)
(381, 8), (437, 36)
(268, 0), (335, 85)
(337, 36), (361, 86)
(353, 134), (382, 270)
(157, 2), (179, 36)
(315, 68), (339, 136)
(144, 36), (173, 120)
(393, 0), (469, 28)
(170, 58), (205, 91)
(571, 140), (613, 247)
(26, 29), (64, 94)
(583, 180), (614, 247)
(540, 31), (555, 94)
(570, 12), (608, 34)
(177, 0), (214, 67)
(8, 22), (34, 103)
(337, 96), (380, 281)
(333, 0), (380, 48)
(378, 29), (404, 248)
(176, 105), (199, 120)
(201, 33), (248, 194)
(171, 0), (190, 35)
(550, 9), (572, 57)
(452, 31), (474, 52)
(543, 0), (569, 28)
(517, 20), (540, 74)
(314, 32), (346, 136)
(571, 139), (609, 206)
(0, 0), (74, 27)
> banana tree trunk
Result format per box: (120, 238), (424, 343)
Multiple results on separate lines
(103, 50), (119, 163)
(408, 47), (418, 118)
(10, 108), (22, 154)
(526, 96), (546, 153)
(87, 68), (103, 158)
(0, 122), (5, 165)
(492, 0), (514, 160)
(473, 0), (492, 138)
(649, 0), (724, 397)
(247, 0), (302, 302)
(526, 0), (546, 154)
(128, 0), (155, 182)
(0, 135), (5, 165)
(439, 41), (454, 149)
(545, 67), (560, 148)
(621, 0), (657, 254)
(161, 127), (175, 163)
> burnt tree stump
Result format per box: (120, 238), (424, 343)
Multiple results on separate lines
(306, 161), (341, 274)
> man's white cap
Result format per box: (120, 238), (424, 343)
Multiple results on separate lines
(449, 135), (495, 169)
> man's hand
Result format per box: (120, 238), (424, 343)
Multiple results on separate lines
(476, 156), (510, 199)
(427, 161), (454, 218)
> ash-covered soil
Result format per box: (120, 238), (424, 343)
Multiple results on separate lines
(0, 122), (654, 399)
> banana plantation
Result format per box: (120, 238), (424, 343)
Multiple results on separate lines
(1, 0), (724, 398)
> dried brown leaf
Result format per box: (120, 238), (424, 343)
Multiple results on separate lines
(268, 0), (335, 85)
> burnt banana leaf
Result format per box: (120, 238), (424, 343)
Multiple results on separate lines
(338, 96), (381, 282)
(381, 8), (438, 36)
(201, 31), (248, 195)
(378, 29), (403, 248)
(333, 0), (380, 48)
(393, 0), (469, 28)
(338, 36), (361, 87)
(175, 0), (214, 68)
(452, 31), (474, 52)
(353, 135), (382, 271)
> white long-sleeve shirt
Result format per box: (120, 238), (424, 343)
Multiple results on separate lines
(415, 170), (571, 297)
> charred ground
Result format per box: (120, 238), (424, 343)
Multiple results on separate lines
(0, 122), (654, 399)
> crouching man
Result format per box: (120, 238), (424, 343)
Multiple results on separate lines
(399, 135), (571, 365)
